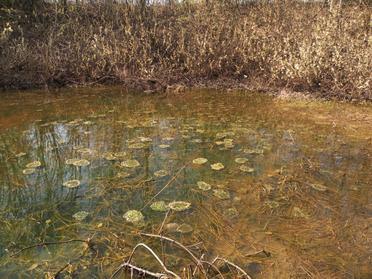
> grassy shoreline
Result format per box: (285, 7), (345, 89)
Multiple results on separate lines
(0, 2), (371, 101)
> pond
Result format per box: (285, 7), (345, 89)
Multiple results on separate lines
(0, 87), (371, 278)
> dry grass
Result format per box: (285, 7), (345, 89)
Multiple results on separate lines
(0, 1), (371, 100)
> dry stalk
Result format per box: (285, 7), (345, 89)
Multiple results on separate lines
(141, 164), (187, 210)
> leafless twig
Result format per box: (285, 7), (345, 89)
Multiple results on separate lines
(111, 243), (180, 279)
(140, 233), (207, 277)
(211, 257), (252, 279)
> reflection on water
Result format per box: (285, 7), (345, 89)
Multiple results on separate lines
(0, 88), (371, 278)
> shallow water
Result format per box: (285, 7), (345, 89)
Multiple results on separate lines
(0, 88), (371, 278)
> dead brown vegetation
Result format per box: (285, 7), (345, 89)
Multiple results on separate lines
(0, 1), (371, 100)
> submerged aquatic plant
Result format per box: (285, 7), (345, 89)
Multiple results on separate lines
(168, 201), (191, 212)
(154, 170), (168, 178)
(213, 189), (230, 200)
(193, 157), (208, 165)
(73, 211), (89, 221)
(235, 158), (248, 164)
(176, 223), (193, 234)
(224, 207), (239, 218)
(63, 179), (81, 188)
(150, 201), (168, 212)
(22, 168), (36, 175)
(158, 144), (170, 149)
(211, 163), (224, 171)
(117, 172), (130, 178)
(121, 159), (140, 168)
(65, 158), (80, 165)
(72, 159), (90, 167)
(310, 183), (328, 192)
(26, 161), (41, 168)
(239, 165), (254, 173)
(128, 143), (146, 149)
(103, 152), (117, 161)
(197, 181), (212, 191)
(123, 210), (144, 224)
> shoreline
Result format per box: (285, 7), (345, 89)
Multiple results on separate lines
(1, 78), (370, 103)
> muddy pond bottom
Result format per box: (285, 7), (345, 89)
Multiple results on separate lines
(0, 88), (371, 278)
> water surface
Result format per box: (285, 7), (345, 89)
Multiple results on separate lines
(0, 88), (371, 278)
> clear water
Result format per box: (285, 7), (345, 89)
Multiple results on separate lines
(0, 87), (371, 278)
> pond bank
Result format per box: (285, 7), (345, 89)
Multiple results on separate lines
(1, 3), (370, 102)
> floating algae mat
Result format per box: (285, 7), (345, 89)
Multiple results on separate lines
(0, 88), (371, 278)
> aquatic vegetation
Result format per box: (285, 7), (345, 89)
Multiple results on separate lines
(62, 179), (81, 188)
(128, 143), (146, 149)
(168, 201), (191, 211)
(22, 168), (35, 175)
(158, 144), (170, 149)
(65, 158), (80, 165)
(113, 151), (127, 158)
(176, 223), (193, 234)
(15, 152), (26, 158)
(224, 207), (239, 218)
(292, 207), (309, 219)
(76, 148), (92, 155)
(234, 158), (248, 164)
(192, 157), (208, 165)
(121, 159), (140, 168)
(73, 211), (89, 221)
(117, 172), (130, 178)
(154, 170), (168, 177)
(72, 159), (90, 167)
(211, 163), (224, 171)
(25, 161), (41, 168)
(103, 152), (117, 161)
(239, 165), (254, 173)
(150, 201), (168, 212)
(213, 189), (230, 200)
(139, 137), (152, 143)
(310, 183), (328, 192)
(0, 90), (371, 278)
(164, 223), (179, 233)
(197, 181), (212, 191)
(123, 210), (144, 224)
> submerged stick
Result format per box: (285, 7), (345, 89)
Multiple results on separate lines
(111, 243), (180, 279)
(10, 239), (90, 257)
(140, 233), (207, 277)
(141, 164), (187, 210)
(211, 257), (252, 279)
(111, 262), (168, 279)
(158, 209), (171, 234)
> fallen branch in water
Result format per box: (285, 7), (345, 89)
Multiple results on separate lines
(111, 242), (180, 279)
(140, 232), (207, 277)
(211, 257), (252, 279)
(158, 209), (171, 234)
(111, 262), (168, 278)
